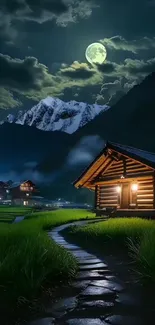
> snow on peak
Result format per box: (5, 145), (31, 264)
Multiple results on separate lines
(5, 97), (109, 134)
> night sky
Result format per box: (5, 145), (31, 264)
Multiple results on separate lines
(0, 0), (155, 115)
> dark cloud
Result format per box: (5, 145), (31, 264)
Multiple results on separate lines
(0, 0), (68, 19)
(96, 62), (116, 74)
(96, 57), (155, 81)
(60, 61), (96, 79)
(0, 53), (53, 90)
(122, 58), (155, 79)
(0, 0), (97, 41)
(100, 36), (155, 54)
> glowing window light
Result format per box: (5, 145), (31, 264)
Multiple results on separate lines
(116, 185), (121, 193)
(131, 183), (138, 192)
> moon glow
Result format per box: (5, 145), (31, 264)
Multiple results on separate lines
(85, 42), (107, 65)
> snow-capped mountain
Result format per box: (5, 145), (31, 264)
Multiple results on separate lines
(6, 97), (109, 134)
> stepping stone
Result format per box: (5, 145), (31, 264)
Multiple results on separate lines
(48, 297), (78, 317)
(78, 259), (103, 265)
(81, 285), (115, 297)
(61, 244), (80, 250)
(81, 300), (114, 308)
(91, 280), (124, 292)
(27, 318), (55, 325)
(105, 315), (142, 325)
(105, 276), (119, 281)
(66, 318), (107, 325)
(72, 251), (95, 259)
(77, 270), (107, 280)
(72, 280), (91, 289)
(79, 263), (107, 270)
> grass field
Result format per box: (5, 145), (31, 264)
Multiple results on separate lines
(0, 209), (95, 306)
(64, 217), (155, 283)
(0, 206), (32, 223)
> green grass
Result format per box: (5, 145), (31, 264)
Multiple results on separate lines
(0, 206), (32, 223)
(0, 209), (95, 306)
(64, 217), (155, 283)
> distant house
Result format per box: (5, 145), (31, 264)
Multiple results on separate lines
(0, 181), (10, 201)
(9, 180), (40, 206)
(74, 142), (155, 217)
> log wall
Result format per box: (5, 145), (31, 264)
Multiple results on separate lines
(137, 176), (154, 209)
(97, 184), (118, 209)
(96, 176), (154, 210)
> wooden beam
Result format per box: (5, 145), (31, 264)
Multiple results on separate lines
(81, 156), (109, 187)
(110, 148), (155, 170)
(94, 173), (154, 186)
(94, 185), (98, 209)
(153, 171), (155, 209)
(96, 171), (154, 183)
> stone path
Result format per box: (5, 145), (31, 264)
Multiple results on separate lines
(13, 216), (25, 223)
(26, 220), (154, 325)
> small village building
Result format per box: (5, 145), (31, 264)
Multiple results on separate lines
(9, 180), (40, 206)
(74, 142), (155, 217)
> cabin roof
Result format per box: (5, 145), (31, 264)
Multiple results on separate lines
(110, 142), (155, 165)
(9, 182), (21, 189)
(73, 141), (155, 188)
(9, 180), (35, 189)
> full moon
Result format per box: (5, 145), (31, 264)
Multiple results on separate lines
(85, 42), (107, 65)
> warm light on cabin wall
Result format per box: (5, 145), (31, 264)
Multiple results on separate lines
(116, 185), (121, 193)
(131, 183), (138, 192)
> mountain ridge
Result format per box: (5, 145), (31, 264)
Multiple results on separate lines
(5, 96), (109, 134)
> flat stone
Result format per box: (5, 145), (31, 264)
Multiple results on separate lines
(78, 259), (103, 265)
(81, 300), (114, 308)
(91, 280), (124, 292)
(105, 315), (142, 325)
(49, 297), (78, 317)
(79, 263), (107, 270)
(61, 244), (80, 250)
(66, 318), (107, 325)
(27, 318), (55, 325)
(72, 251), (95, 259)
(77, 270), (107, 280)
(98, 270), (112, 275)
(81, 285), (115, 297)
(72, 280), (91, 289)
(105, 276), (118, 281)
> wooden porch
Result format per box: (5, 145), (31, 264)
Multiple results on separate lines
(95, 208), (155, 218)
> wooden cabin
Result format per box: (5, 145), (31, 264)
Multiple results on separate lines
(74, 142), (155, 217)
(9, 180), (40, 206)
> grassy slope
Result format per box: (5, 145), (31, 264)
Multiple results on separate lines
(65, 217), (155, 283)
(0, 209), (95, 305)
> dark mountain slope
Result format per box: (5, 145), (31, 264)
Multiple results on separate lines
(74, 72), (155, 151)
(0, 123), (73, 170)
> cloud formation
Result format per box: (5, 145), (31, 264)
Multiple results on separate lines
(0, 0), (98, 40)
(100, 36), (155, 54)
(60, 61), (96, 79)
(1, 48), (155, 109)
(66, 135), (104, 166)
(97, 57), (155, 80)
(0, 54), (53, 90)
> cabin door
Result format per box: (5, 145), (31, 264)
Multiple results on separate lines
(121, 183), (129, 209)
